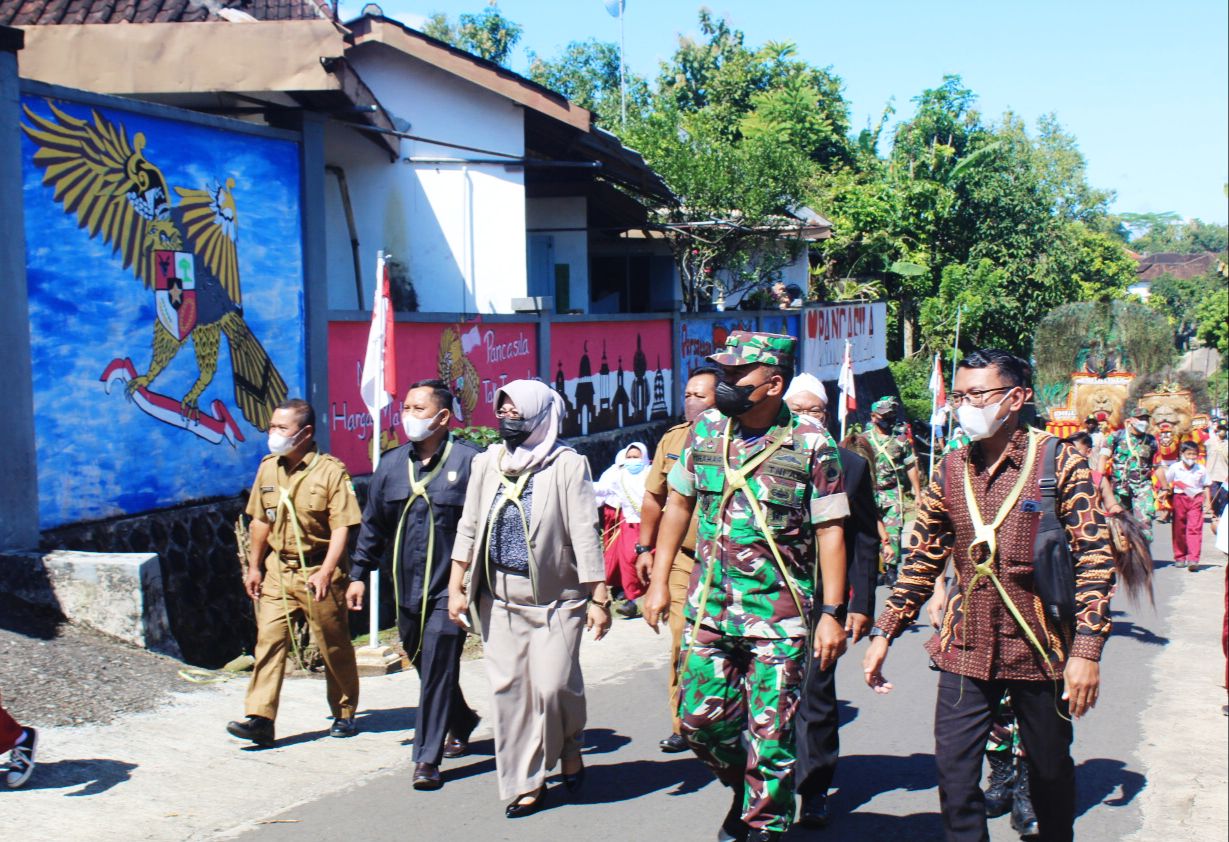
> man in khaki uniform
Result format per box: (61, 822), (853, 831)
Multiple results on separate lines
(635, 366), (718, 753)
(226, 398), (363, 747)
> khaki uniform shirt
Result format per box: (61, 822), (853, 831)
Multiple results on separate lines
(645, 421), (698, 567)
(245, 446), (362, 562)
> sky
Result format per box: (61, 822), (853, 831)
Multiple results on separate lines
(340, 0), (1229, 224)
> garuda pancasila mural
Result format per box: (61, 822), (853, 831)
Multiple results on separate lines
(22, 102), (287, 445)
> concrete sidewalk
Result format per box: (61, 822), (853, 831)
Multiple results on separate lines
(0, 617), (672, 841)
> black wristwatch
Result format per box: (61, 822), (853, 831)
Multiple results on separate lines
(818, 603), (848, 624)
(634, 544), (654, 555)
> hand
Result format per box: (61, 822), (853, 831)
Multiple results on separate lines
(634, 551), (655, 586)
(447, 589), (470, 629)
(642, 583), (671, 633)
(845, 613), (871, 644)
(244, 567), (263, 600)
(307, 568), (333, 602)
(345, 580), (365, 611)
(862, 636), (894, 694)
(926, 592), (948, 629)
(1062, 656), (1100, 719)
(586, 602), (612, 641)
(812, 613), (848, 670)
(1108, 503), (1125, 516)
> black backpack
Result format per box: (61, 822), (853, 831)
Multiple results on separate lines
(1033, 436), (1076, 642)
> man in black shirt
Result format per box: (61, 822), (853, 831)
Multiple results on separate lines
(348, 380), (481, 791)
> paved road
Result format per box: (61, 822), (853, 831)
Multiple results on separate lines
(244, 526), (1206, 842)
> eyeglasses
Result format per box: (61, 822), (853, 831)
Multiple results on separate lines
(495, 408), (522, 420)
(946, 386), (1014, 409)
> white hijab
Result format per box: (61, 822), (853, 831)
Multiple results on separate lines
(494, 379), (566, 476)
(595, 441), (650, 520)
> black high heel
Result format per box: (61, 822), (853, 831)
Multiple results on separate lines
(505, 787), (546, 818)
(562, 758), (586, 794)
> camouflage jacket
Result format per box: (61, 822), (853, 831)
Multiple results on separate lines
(865, 426), (917, 496)
(668, 405), (849, 639)
(1103, 429), (1159, 487)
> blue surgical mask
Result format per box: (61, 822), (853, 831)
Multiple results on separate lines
(625, 462), (646, 475)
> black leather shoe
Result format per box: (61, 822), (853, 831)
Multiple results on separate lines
(329, 717), (357, 738)
(562, 759), (586, 794)
(799, 791), (829, 828)
(746, 831), (781, 842)
(412, 762), (443, 791)
(443, 715), (479, 759)
(226, 716), (275, 747)
(505, 788), (546, 818)
(659, 733), (689, 753)
(717, 788), (748, 842)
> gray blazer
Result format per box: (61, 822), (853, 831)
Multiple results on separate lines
(452, 447), (605, 610)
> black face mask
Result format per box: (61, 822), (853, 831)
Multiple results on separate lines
(499, 417), (532, 450)
(715, 380), (763, 418)
(874, 415), (895, 430)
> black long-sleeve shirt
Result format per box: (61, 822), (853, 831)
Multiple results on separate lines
(351, 436), (480, 612)
(838, 446), (881, 616)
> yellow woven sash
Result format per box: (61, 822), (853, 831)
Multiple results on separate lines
(483, 469), (538, 604)
(273, 454), (326, 666)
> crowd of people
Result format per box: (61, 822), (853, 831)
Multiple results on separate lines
(7, 329), (1226, 842)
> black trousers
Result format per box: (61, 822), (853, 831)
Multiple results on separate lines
(794, 655), (839, 797)
(398, 606), (478, 765)
(934, 670), (1075, 842)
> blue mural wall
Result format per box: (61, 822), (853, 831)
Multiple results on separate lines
(21, 94), (306, 528)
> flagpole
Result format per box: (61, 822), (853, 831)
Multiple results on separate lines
(928, 353), (939, 478)
(619, 0), (626, 129)
(368, 249), (385, 649)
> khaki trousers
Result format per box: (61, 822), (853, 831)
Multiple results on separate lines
(667, 550), (696, 734)
(245, 560), (359, 721)
(480, 569), (587, 800)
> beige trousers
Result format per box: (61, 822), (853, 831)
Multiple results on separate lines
(667, 551), (696, 734)
(480, 569), (587, 800)
(245, 560), (359, 721)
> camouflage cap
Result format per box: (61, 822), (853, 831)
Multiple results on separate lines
(1130, 406), (1150, 419)
(870, 396), (899, 415)
(706, 331), (796, 368)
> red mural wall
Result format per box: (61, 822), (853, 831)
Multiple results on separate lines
(548, 320), (674, 437)
(328, 320), (537, 473)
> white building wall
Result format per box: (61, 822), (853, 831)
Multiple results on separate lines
(323, 48), (528, 314)
(525, 196), (589, 312)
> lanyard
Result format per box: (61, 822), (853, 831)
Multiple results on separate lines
(390, 438), (454, 659)
(483, 470), (538, 604)
(960, 430), (1058, 679)
(868, 428), (905, 509)
(273, 454), (325, 667)
(689, 419), (796, 645)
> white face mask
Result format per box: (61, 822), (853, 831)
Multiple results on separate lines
(1181, 456), (1196, 467)
(267, 429), (300, 456)
(402, 410), (443, 443)
(1132, 419), (1149, 434)
(955, 395), (1011, 442)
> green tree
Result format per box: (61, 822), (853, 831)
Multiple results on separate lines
(1147, 271), (1223, 342)
(1195, 278), (1229, 355)
(527, 39), (650, 128)
(1119, 212), (1229, 254)
(422, 2), (522, 66)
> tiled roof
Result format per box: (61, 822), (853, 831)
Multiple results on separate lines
(0, 0), (333, 25)
(1134, 251), (1219, 281)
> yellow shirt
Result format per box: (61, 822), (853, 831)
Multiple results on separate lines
(645, 421), (699, 558)
(245, 446), (362, 560)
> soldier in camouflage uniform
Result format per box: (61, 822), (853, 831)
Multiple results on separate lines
(1099, 406), (1161, 542)
(641, 332), (850, 842)
(864, 396), (921, 583)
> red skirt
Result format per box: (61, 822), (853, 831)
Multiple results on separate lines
(602, 507), (645, 600)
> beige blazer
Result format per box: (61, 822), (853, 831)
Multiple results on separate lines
(452, 446), (605, 608)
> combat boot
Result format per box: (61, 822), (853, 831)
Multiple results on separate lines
(984, 750), (1015, 818)
(1010, 759), (1039, 839)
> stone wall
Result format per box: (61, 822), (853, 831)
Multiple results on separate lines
(40, 495), (253, 668)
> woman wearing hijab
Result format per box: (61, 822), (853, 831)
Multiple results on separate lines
(594, 442), (651, 617)
(447, 379), (612, 819)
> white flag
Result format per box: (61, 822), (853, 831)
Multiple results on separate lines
(359, 250), (396, 469)
(928, 352), (948, 428)
(837, 340), (856, 437)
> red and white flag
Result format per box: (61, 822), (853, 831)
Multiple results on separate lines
(928, 352), (947, 428)
(837, 339), (856, 436)
(360, 250), (397, 469)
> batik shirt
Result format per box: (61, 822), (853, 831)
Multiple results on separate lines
(1103, 430), (1159, 487)
(865, 426), (917, 495)
(668, 406), (849, 639)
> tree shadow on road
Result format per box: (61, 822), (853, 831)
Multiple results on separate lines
(15, 758), (137, 796)
(1076, 757), (1146, 816)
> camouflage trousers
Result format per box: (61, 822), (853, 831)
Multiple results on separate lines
(986, 693), (1025, 757)
(1116, 480), (1156, 542)
(877, 491), (905, 571)
(677, 627), (807, 832)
